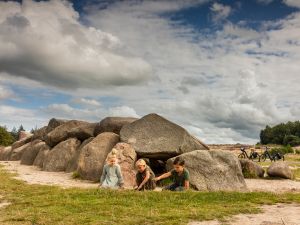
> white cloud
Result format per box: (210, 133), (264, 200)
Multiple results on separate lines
(0, 0), (152, 89)
(210, 3), (232, 22)
(108, 106), (140, 118)
(283, 0), (300, 8)
(256, 0), (274, 5)
(0, 84), (13, 100)
(42, 103), (102, 122)
(1, 0), (300, 144)
(0, 105), (44, 131)
(71, 98), (101, 108)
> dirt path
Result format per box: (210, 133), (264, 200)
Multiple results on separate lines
(0, 161), (98, 189)
(189, 203), (300, 225)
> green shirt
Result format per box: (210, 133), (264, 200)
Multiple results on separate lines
(171, 168), (190, 186)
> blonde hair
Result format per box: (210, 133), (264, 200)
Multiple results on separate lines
(106, 148), (118, 162)
(135, 159), (146, 167)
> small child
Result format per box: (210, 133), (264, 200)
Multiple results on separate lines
(100, 149), (124, 189)
(154, 157), (189, 191)
(135, 159), (156, 191)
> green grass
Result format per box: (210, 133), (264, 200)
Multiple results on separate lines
(1, 167), (300, 225)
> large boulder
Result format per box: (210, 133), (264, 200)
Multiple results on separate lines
(33, 142), (50, 168)
(20, 140), (43, 165)
(10, 142), (32, 161)
(43, 138), (81, 172)
(239, 159), (265, 178)
(110, 142), (137, 188)
(65, 137), (94, 173)
(0, 146), (13, 161)
(11, 134), (33, 150)
(120, 113), (209, 159)
(94, 117), (138, 136)
(45, 120), (89, 147)
(45, 118), (68, 133)
(67, 123), (97, 141)
(166, 150), (247, 191)
(77, 132), (120, 181)
(18, 131), (32, 140)
(267, 161), (293, 179)
(31, 126), (48, 141)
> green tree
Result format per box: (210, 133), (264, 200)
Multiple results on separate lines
(10, 126), (18, 142)
(0, 126), (14, 146)
(17, 125), (25, 139)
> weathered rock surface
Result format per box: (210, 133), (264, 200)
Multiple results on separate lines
(11, 134), (33, 150)
(43, 138), (81, 172)
(77, 132), (120, 181)
(45, 120), (89, 147)
(67, 123), (97, 141)
(0, 146), (13, 161)
(239, 159), (265, 178)
(166, 150), (247, 191)
(120, 113), (209, 159)
(45, 118), (68, 133)
(94, 117), (138, 136)
(18, 131), (32, 140)
(20, 140), (43, 165)
(33, 142), (50, 168)
(65, 137), (94, 173)
(10, 142), (32, 161)
(31, 126), (48, 141)
(110, 142), (137, 187)
(267, 161), (293, 179)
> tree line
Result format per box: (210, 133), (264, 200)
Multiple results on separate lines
(260, 121), (300, 146)
(0, 125), (25, 146)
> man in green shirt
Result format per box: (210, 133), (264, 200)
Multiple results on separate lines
(154, 157), (190, 191)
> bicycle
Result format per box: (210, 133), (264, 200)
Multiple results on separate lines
(238, 147), (260, 161)
(260, 147), (285, 162)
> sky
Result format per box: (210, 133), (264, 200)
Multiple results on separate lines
(0, 0), (300, 144)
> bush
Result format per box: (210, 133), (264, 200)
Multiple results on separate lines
(269, 145), (294, 155)
(0, 126), (14, 146)
(283, 135), (300, 147)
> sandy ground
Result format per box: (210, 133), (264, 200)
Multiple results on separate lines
(189, 203), (300, 225)
(0, 161), (98, 189)
(0, 195), (11, 209)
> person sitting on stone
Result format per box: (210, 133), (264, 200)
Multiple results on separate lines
(135, 159), (156, 191)
(153, 157), (189, 191)
(100, 149), (124, 189)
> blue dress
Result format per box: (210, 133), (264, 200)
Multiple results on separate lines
(100, 164), (124, 188)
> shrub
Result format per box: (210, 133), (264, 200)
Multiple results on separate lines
(0, 126), (14, 146)
(269, 145), (294, 155)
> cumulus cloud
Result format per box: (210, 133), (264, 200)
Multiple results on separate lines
(210, 3), (232, 22)
(0, 105), (43, 131)
(108, 106), (140, 118)
(71, 97), (101, 108)
(1, 0), (300, 144)
(256, 0), (274, 5)
(0, 0), (152, 89)
(283, 0), (300, 8)
(0, 84), (13, 100)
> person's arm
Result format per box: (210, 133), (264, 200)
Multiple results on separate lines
(116, 165), (124, 187)
(100, 165), (107, 185)
(154, 171), (172, 181)
(184, 180), (189, 190)
(137, 170), (150, 190)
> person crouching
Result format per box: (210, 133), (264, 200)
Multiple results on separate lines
(154, 157), (189, 191)
(135, 159), (156, 191)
